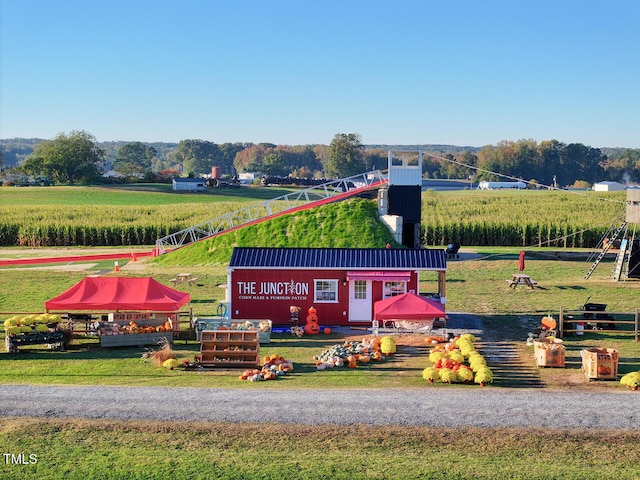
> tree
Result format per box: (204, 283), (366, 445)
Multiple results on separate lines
(363, 149), (388, 172)
(218, 142), (248, 175)
(21, 130), (104, 184)
(172, 139), (219, 176)
(113, 142), (156, 175)
(327, 133), (365, 178)
(234, 144), (268, 173)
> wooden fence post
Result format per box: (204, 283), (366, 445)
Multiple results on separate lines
(558, 307), (564, 338)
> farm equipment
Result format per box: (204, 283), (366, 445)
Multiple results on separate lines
(581, 297), (616, 330)
(446, 242), (461, 259)
(562, 297), (616, 335)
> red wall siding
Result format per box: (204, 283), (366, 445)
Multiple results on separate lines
(229, 268), (419, 327)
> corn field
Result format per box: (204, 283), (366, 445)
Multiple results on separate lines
(420, 190), (626, 248)
(0, 188), (627, 248)
(0, 203), (250, 247)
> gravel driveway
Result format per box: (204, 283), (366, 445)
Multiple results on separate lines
(1, 384), (638, 429)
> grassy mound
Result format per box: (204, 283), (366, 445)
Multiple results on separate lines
(154, 198), (401, 267)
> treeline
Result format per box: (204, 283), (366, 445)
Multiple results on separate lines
(2, 136), (639, 187)
(422, 140), (640, 187)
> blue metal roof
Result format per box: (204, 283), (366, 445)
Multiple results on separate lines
(229, 247), (447, 270)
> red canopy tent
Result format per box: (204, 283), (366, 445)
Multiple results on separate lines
(374, 292), (445, 322)
(45, 277), (190, 312)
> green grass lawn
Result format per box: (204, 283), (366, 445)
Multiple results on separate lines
(1, 247), (638, 389)
(1, 419), (639, 480)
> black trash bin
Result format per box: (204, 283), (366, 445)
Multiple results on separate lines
(446, 242), (460, 259)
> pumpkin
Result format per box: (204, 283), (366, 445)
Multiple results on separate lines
(323, 327), (331, 334)
(347, 355), (357, 368)
(164, 321), (173, 331)
(308, 306), (317, 315)
(306, 313), (319, 322)
(597, 365), (612, 376)
(305, 322), (320, 335)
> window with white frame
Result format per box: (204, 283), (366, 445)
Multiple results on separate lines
(354, 280), (367, 299)
(383, 281), (406, 299)
(314, 279), (338, 302)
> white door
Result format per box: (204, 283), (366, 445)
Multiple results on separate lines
(348, 280), (372, 322)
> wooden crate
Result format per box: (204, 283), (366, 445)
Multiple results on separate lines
(581, 348), (619, 380)
(533, 337), (565, 367)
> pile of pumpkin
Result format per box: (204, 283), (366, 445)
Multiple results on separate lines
(239, 354), (294, 381)
(313, 336), (396, 369)
(422, 333), (494, 386)
(99, 320), (173, 335)
(4, 314), (62, 335)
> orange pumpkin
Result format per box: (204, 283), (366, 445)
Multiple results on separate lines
(347, 355), (357, 368)
(305, 322), (320, 335)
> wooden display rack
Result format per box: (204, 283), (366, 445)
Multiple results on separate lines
(199, 330), (260, 368)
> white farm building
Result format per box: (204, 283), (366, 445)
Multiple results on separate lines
(172, 178), (206, 192)
(593, 181), (625, 192)
(478, 181), (527, 190)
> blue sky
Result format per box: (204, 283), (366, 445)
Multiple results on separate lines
(2, 0), (639, 148)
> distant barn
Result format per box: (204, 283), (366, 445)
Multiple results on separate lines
(593, 181), (625, 192)
(172, 177), (205, 192)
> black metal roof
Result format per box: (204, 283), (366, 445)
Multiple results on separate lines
(229, 247), (446, 270)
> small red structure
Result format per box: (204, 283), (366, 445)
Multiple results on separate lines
(227, 247), (447, 327)
(374, 292), (446, 321)
(45, 277), (190, 312)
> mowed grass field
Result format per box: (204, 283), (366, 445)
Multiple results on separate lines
(1, 185), (639, 479)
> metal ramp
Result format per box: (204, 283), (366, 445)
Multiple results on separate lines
(612, 239), (629, 281)
(613, 223), (638, 281)
(155, 170), (388, 255)
(584, 221), (628, 279)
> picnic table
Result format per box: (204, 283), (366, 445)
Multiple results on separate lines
(169, 273), (198, 286)
(507, 273), (538, 289)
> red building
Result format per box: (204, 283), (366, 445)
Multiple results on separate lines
(227, 247), (447, 327)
